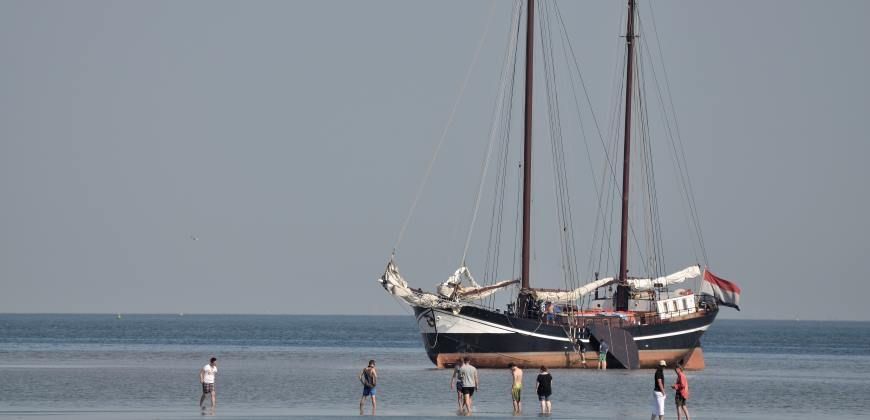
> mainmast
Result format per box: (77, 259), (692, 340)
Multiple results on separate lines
(521, 0), (534, 292)
(616, 0), (637, 311)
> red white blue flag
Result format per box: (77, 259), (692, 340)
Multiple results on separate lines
(702, 269), (741, 311)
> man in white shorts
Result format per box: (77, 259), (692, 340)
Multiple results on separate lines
(651, 360), (667, 420)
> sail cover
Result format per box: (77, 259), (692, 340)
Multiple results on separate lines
(529, 277), (617, 302)
(625, 265), (702, 291)
(436, 266), (518, 301)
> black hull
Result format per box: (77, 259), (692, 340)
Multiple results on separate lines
(411, 305), (718, 369)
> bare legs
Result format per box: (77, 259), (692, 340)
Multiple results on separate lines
(359, 395), (376, 415)
(677, 404), (690, 420)
(199, 392), (215, 408)
(539, 398), (551, 414)
(199, 390), (215, 415)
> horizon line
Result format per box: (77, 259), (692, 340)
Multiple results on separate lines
(0, 312), (867, 322)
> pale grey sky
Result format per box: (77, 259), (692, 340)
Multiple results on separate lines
(1, 1), (868, 320)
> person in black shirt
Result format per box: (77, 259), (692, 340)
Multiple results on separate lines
(535, 366), (553, 414)
(651, 360), (667, 420)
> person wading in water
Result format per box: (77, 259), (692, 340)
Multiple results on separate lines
(199, 357), (218, 412)
(358, 360), (378, 415)
(458, 357), (479, 414)
(508, 363), (523, 414)
(651, 360), (667, 420)
(450, 359), (466, 412)
(672, 361), (691, 420)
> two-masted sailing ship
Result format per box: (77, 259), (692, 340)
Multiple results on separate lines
(378, 0), (742, 370)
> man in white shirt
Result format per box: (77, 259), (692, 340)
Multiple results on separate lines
(199, 357), (218, 410)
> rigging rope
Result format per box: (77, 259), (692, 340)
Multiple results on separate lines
(483, 1), (523, 310)
(461, 0), (523, 267)
(635, 40), (667, 281)
(646, 1), (709, 266)
(393, 0), (499, 254)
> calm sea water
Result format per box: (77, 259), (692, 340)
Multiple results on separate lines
(1, 315), (868, 419)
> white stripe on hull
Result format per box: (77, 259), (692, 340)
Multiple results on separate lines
(417, 308), (709, 343)
(416, 308), (570, 341)
(633, 325), (709, 341)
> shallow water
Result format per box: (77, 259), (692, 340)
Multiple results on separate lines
(0, 315), (868, 419)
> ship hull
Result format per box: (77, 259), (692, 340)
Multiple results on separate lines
(412, 305), (717, 370)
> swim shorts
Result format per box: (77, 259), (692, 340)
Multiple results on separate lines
(363, 386), (376, 396)
(512, 385), (522, 402)
(461, 387), (476, 396)
(202, 383), (214, 394)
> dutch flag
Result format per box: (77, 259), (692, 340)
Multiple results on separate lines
(701, 269), (742, 311)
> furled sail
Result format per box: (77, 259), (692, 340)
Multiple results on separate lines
(625, 265), (702, 291)
(529, 277), (616, 302)
(436, 266), (519, 301)
(377, 260), (463, 309)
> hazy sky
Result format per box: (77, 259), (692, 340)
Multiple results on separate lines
(1, 1), (868, 320)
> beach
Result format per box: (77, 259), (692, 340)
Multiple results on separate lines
(1, 315), (868, 419)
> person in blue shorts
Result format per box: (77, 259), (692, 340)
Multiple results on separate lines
(359, 360), (377, 415)
(544, 301), (555, 324)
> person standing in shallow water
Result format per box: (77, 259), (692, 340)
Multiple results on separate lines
(535, 366), (552, 414)
(458, 357), (479, 414)
(199, 357), (217, 411)
(651, 360), (667, 420)
(672, 361), (691, 420)
(450, 359), (465, 412)
(508, 363), (523, 414)
(359, 360), (377, 415)
(598, 340), (609, 370)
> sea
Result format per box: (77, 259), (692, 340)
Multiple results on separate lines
(0, 315), (868, 419)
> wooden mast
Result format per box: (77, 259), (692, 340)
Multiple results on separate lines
(616, 0), (636, 311)
(516, 0), (534, 316)
(521, 0), (534, 292)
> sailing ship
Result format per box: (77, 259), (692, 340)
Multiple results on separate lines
(378, 0), (741, 370)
